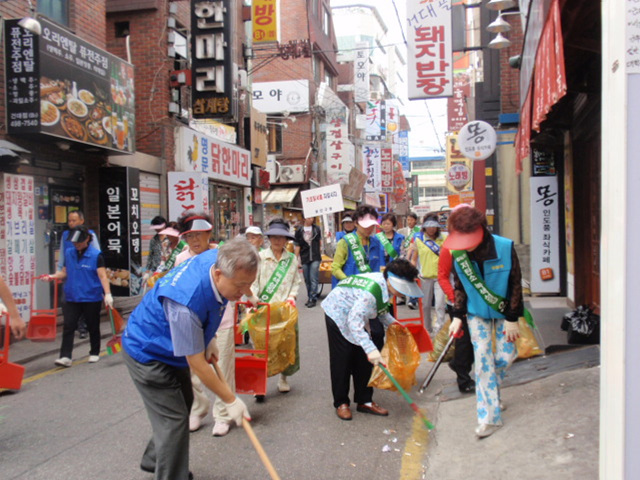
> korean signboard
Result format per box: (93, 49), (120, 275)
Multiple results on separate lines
(446, 133), (473, 192)
(447, 73), (470, 132)
(252, 80), (309, 113)
(168, 172), (209, 221)
(362, 144), (381, 193)
(326, 116), (350, 184)
(0, 174), (35, 320)
(300, 184), (344, 218)
(458, 120), (497, 161)
(407, 0), (453, 99)
(175, 127), (251, 186)
(395, 130), (410, 175)
(4, 18), (136, 153)
(365, 100), (386, 140)
(252, 0), (280, 44)
(380, 148), (393, 192)
(530, 176), (560, 294)
(251, 108), (268, 168)
(99, 167), (142, 297)
(354, 42), (370, 103)
(191, 0), (234, 120)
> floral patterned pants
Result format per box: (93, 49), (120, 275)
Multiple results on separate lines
(468, 316), (518, 425)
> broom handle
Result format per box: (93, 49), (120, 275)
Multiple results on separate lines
(242, 418), (281, 480)
(107, 307), (116, 335)
(210, 359), (281, 480)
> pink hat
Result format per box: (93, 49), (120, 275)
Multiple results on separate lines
(357, 214), (379, 228)
(158, 227), (181, 237)
(443, 226), (484, 250)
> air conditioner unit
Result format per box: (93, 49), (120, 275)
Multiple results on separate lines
(279, 164), (305, 183)
(265, 155), (280, 183)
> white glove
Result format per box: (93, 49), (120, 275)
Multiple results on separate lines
(286, 297), (296, 308)
(0, 301), (7, 315)
(449, 317), (463, 336)
(104, 293), (114, 308)
(205, 337), (219, 363)
(224, 397), (251, 426)
(142, 272), (150, 283)
(504, 320), (520, 342)
(367, 349), (382, 365)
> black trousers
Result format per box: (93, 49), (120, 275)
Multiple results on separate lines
(325, 314), (376, 408)
(60, 301), (102, 358)
(449, 317), (475, 389)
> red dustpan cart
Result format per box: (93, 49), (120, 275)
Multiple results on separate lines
(0, 312), (25, 390)
(391, 279), (433, 353)
(26, 275), (60, 342)
(235, 302), (271, 396)
(106, 307), (123, 355)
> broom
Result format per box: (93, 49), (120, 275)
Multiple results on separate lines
(106, 307), (122, 355)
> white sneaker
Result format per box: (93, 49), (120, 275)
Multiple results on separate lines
(475, 423), (502, 438)
(54, 357), (72, 368)
(277, 375), (291, 393)
(88, 355), (100, 363)
(500, 402), (506, 412)
(189, 415), (203, 432)
(212, 421), (230, 437)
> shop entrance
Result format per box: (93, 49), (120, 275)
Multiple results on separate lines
(208, 183), (243, 242)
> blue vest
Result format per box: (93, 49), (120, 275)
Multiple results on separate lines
(454, 235), (513, 320)
(342, 233), (383, 276)
(380, 231), (405, 267)
(123, 249), (225, 368)
(64, 245), (103, 302)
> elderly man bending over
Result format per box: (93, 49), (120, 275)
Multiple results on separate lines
(122, 237), (259, 480)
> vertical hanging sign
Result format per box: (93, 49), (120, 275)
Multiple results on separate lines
(530, 176), (561, 294)
(0, 174), (35, 320)
(252, 0), (280, 44)
(362, 144), (381, 193)
(99, 167), (142, 297)
(191, 0), (234, 119)
(354, 41), (370, 102)
(380, 148), (394, 192)
(407, 0), (453, 99)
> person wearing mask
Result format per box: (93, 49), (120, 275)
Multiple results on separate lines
(55, 209), (100, 339)
(251, 219), (302, 395)
(123, 238), (256, 479)
(331, 205), (385, 350)
(409, 214), (447, 334)
(47, 226), (113, 367)
(377, 213), (405, 268)
(322, 258), (423, 420)
(0, 275), (27, 339)
(445, 206), (523, 438)
(330, 212), (356, 288)
(146, 215), (167, 274)
(294, 216), (322, 308)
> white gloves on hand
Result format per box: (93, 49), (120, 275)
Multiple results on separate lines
(0, 301), (7, 315)
(224, 397), (251, 426)
(286, 297), (296, 308)
(205, 337), (219, 363)
(104, 293), (114, 308)
(367, 349), (382, 365)
(449, 317), (463, 336)
(504, 320), (520, 342)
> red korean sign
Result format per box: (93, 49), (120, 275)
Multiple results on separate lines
(447, 73), (470, 132)
(407, 0), (453, 99)
(168, 172), (209, 222)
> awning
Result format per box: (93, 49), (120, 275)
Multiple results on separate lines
(515, 86), (532, 175)
(532, 0), (567, 132)
(0, 140), (30, 156)
(261, 187), (299, 204)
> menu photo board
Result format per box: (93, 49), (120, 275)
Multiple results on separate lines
(5, 18), (135, 153)
(99, 167), (142, 296)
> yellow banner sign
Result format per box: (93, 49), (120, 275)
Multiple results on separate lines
(253, 0), (280, 44)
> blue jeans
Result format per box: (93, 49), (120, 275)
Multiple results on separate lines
(302, 260), (320, 302)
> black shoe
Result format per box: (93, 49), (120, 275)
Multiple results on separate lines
(307, 300), (317, 308)
(141, 464), (193, 479)
(255, 394), (265, 403)
(458, 381), (476, 394)
(78, 330), (88, 339)
(304, 301), (311, 307)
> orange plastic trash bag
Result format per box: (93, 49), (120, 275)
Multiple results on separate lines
(239, 302), (298, 377)
(515, 317), (543, 359)
(368, 323), (421, 392)
(428, 318), (456, 363)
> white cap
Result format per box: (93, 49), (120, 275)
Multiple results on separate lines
(246, 226), (263, 235)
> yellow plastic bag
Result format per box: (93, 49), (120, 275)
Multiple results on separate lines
(427, 318), (456, 363)
(368, 324), (421, 392)
(239, 302), (298, 377)
(515, 317), (543, 359)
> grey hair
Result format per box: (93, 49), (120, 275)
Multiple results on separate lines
(215, 237), (259, 276)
